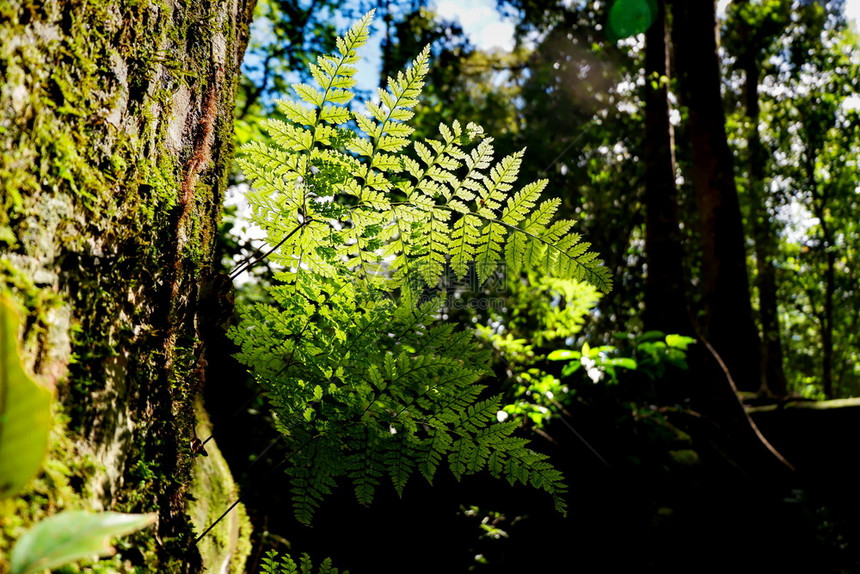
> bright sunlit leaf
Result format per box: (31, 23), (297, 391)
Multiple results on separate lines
(0, 294), (53, 499)
(10, 511), (157, 574)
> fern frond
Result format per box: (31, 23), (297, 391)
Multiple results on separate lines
(501, 179), (547, 226)
(474, 222), (507, 284)
(287, 432), (352, 524)
(230, 12), (611, 525)
(277, 99), (318, 127)
(346, 427), (384, 506)
(416, 426), (452, 483)
(260, 549), (348, 574)
(477, 150), (524, 214)
(449, 214), (480, 277)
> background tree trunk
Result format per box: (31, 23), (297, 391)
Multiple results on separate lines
(735, 1), (789, 397)
(1, 1), (254, 570)
(803, 146), (837, 399)
(643, 0), (691, 337)
(669, 0), (763, 392)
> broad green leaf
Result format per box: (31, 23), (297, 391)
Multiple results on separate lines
(0, 294), (53, 499)
(546, 349), (579, 361)
(606, 357), (638, 370)
(561, 362), (582, 377)
(10, 510), (157, 574)
(665, 334), (696, 350)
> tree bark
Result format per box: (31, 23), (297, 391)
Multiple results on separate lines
(669, 0), (763, 392)
(660, 0), (794, 476)
(643, 0), (691, 337)
(0, 0), (254, 570)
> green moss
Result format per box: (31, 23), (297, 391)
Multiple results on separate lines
(188, 401), (252, 573)
(137, 152), (182, 226)
(0, 260), (64, 354)
(1, 0), (251, 568)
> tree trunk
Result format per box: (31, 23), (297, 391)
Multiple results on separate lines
(0, 0), (254, 571)
(669, 0), (762, 393)
(736, 2), (789, 397)
(804, 147), (836, 399)
(661, 0), (793, 475)
(643, 0), (691, 337)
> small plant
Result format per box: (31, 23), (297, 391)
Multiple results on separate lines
(259, 549), (346, 574)
(230, 11), (611, 524)
(548, 331), (695, 383)
(9, 511), (157, 574)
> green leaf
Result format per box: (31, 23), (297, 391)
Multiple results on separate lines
(606, 357), (637, 370)
(0, 294), (53, 499)
(546, 349), (579, 361)
(9, 511), (157, 574)
(665, 334), (696, 350)
(561, 362), (581, 377)
(293, 83), (325, 107)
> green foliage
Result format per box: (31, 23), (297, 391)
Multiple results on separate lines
(740, 3), (860, 398)
(260, 549), (347, 574)
(231, 281), (567, 522)
(499, 368), (568, 428)
(496, 331), (694, 429)
(471, 271), (602, 428)
(499, 271), (602, 347)
(236, 10), (610, 294)
(9, 510), (156, 574)
(548, 331), (695, 383)
(230, 11), (609, 524)
(0, 294), (52, 499)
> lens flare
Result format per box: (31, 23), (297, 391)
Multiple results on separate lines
(607, 0), (657, 40)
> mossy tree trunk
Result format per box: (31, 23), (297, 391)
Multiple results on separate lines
(1, 0), (253, 571)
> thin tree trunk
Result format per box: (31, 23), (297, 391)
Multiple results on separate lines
(823, 249), (835, 398)
(0, 0), (254, 570)
(804, 147), (836, 398)
(643, 0), (691, 337)
(736, 3), (788, 397)
(669, 0), (762, 392)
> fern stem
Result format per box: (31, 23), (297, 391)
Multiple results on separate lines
(194, 499), (242, 544)
(194, 433), (284, 544)
(229, 219), (312, 280)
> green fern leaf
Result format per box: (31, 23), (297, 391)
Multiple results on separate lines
(501, 180), (547, 226)
(260, 550), (348, 574)
(277, 99), (318, 127)
(293, 84), (325, 107)
(229, 11), (616, 525)
(474, 222), (507, 284)
(319, 104), (351, 125)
